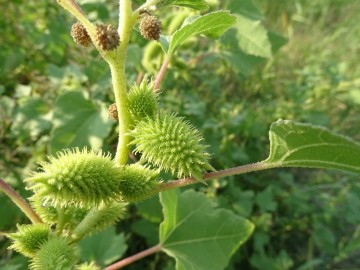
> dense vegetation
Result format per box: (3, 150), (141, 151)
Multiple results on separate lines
(1, 0), (359, 269)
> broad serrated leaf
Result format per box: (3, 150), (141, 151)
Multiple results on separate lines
(234, 15), (272, 58)
(158, 0), (208, 10)
(265, 119), (360, 174)
(167, 11), (236, 56)
(159, 190), (254, 270)
(50, 91), (113, 154)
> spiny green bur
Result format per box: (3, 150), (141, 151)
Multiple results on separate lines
(119, 164), (160, 202)
(30, 236), (77, 270)
(90, 202), (127, 233)
(130, 113), (214, 180)
(8, 224), (50, 257)
(25, 148), (123, 208)
(31, 199), (59, 225)
(128, 77), (158, 123)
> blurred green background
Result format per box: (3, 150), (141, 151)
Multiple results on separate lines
(1, 0), (360, 269)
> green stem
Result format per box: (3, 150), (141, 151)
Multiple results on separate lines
(158, 161), (278, 191)
(71, 207), (101, 242)
(56, 207), (66, 233)
(107, 0), (139, 165)
(0, 179), (42, 224)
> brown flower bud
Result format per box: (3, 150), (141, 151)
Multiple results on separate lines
(108, 103), (118, 121)
(139, 15), (161, 41)
(95, 24), (120, 51)
(71, 22), (91, 47)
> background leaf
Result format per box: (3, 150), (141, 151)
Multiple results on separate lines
(228, 0), (263, 20)
(50, 91), (113, 153)
(167, 11), (236, 56)
(233, 15), (272, 58)
(78, 227), (127, 267)
(159, 189), (254, 270)
(158, 0), (209, 10)
(265, 119), (360, 173)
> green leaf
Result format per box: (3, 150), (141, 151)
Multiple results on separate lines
(265, 119), (360, 174)
(50, 91), (113, 154)
(10, 97), (51, 141)
(158, 0), (208, 10)
(159, 189), (254, 270)
(78, 227), (127, 267)
(228, 0), (263, 20)
(234, 15), (272, 58)
(166, 11), (236, 56)
(255, 186), (277, 213)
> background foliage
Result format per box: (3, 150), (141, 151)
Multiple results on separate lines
(1, 0), (360, 269)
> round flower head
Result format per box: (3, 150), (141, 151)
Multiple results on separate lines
(71, 22), (91, 47)
(95, 23), (120, 51)
(25, 148), (123, 208)
(108, 103), (118, 121)
(139, 15), (161, 41)
(130, 113), (214, 180)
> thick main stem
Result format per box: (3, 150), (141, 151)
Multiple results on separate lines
(109, 59), (131, 165)
(107, 0), (139, 165)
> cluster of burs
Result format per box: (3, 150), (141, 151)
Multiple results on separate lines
(6, 13), (213, 270)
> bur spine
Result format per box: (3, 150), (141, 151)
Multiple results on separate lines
(118, 164), (160, 202)
(30, 236), (77, 270)
(25, 148), (124, 208)
(130, 113), (214, 179)
(8, 224), (50, 257)
(128, 77), (158, 123)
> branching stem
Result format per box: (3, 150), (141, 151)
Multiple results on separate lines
(107, 0), (140, 165)
(154, 57), (169, 91)
(105, 244), (162, 270)
(158, 161), (278, 191)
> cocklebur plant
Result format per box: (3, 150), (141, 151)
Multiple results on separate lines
(1, 0), (360, 269)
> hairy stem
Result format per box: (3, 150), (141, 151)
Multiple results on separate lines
(71, 207), (102, 242)
(105, 244), (161, 270)
(108, 0), (139, 165)
(0, 179), (42, 224)
(158, 161), (278, 191)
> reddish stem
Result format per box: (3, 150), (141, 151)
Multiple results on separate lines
(105, 244), (162, 270)
(0, 179), (42, 224)
(154, 57), (169, 91)
(158, 161), (276, 191)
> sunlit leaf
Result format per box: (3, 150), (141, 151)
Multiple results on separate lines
(160, 189), (254, 270)
(265, 119), (360, 174)
(165, 11), (236, 56)
(50, 91), (113, 153)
